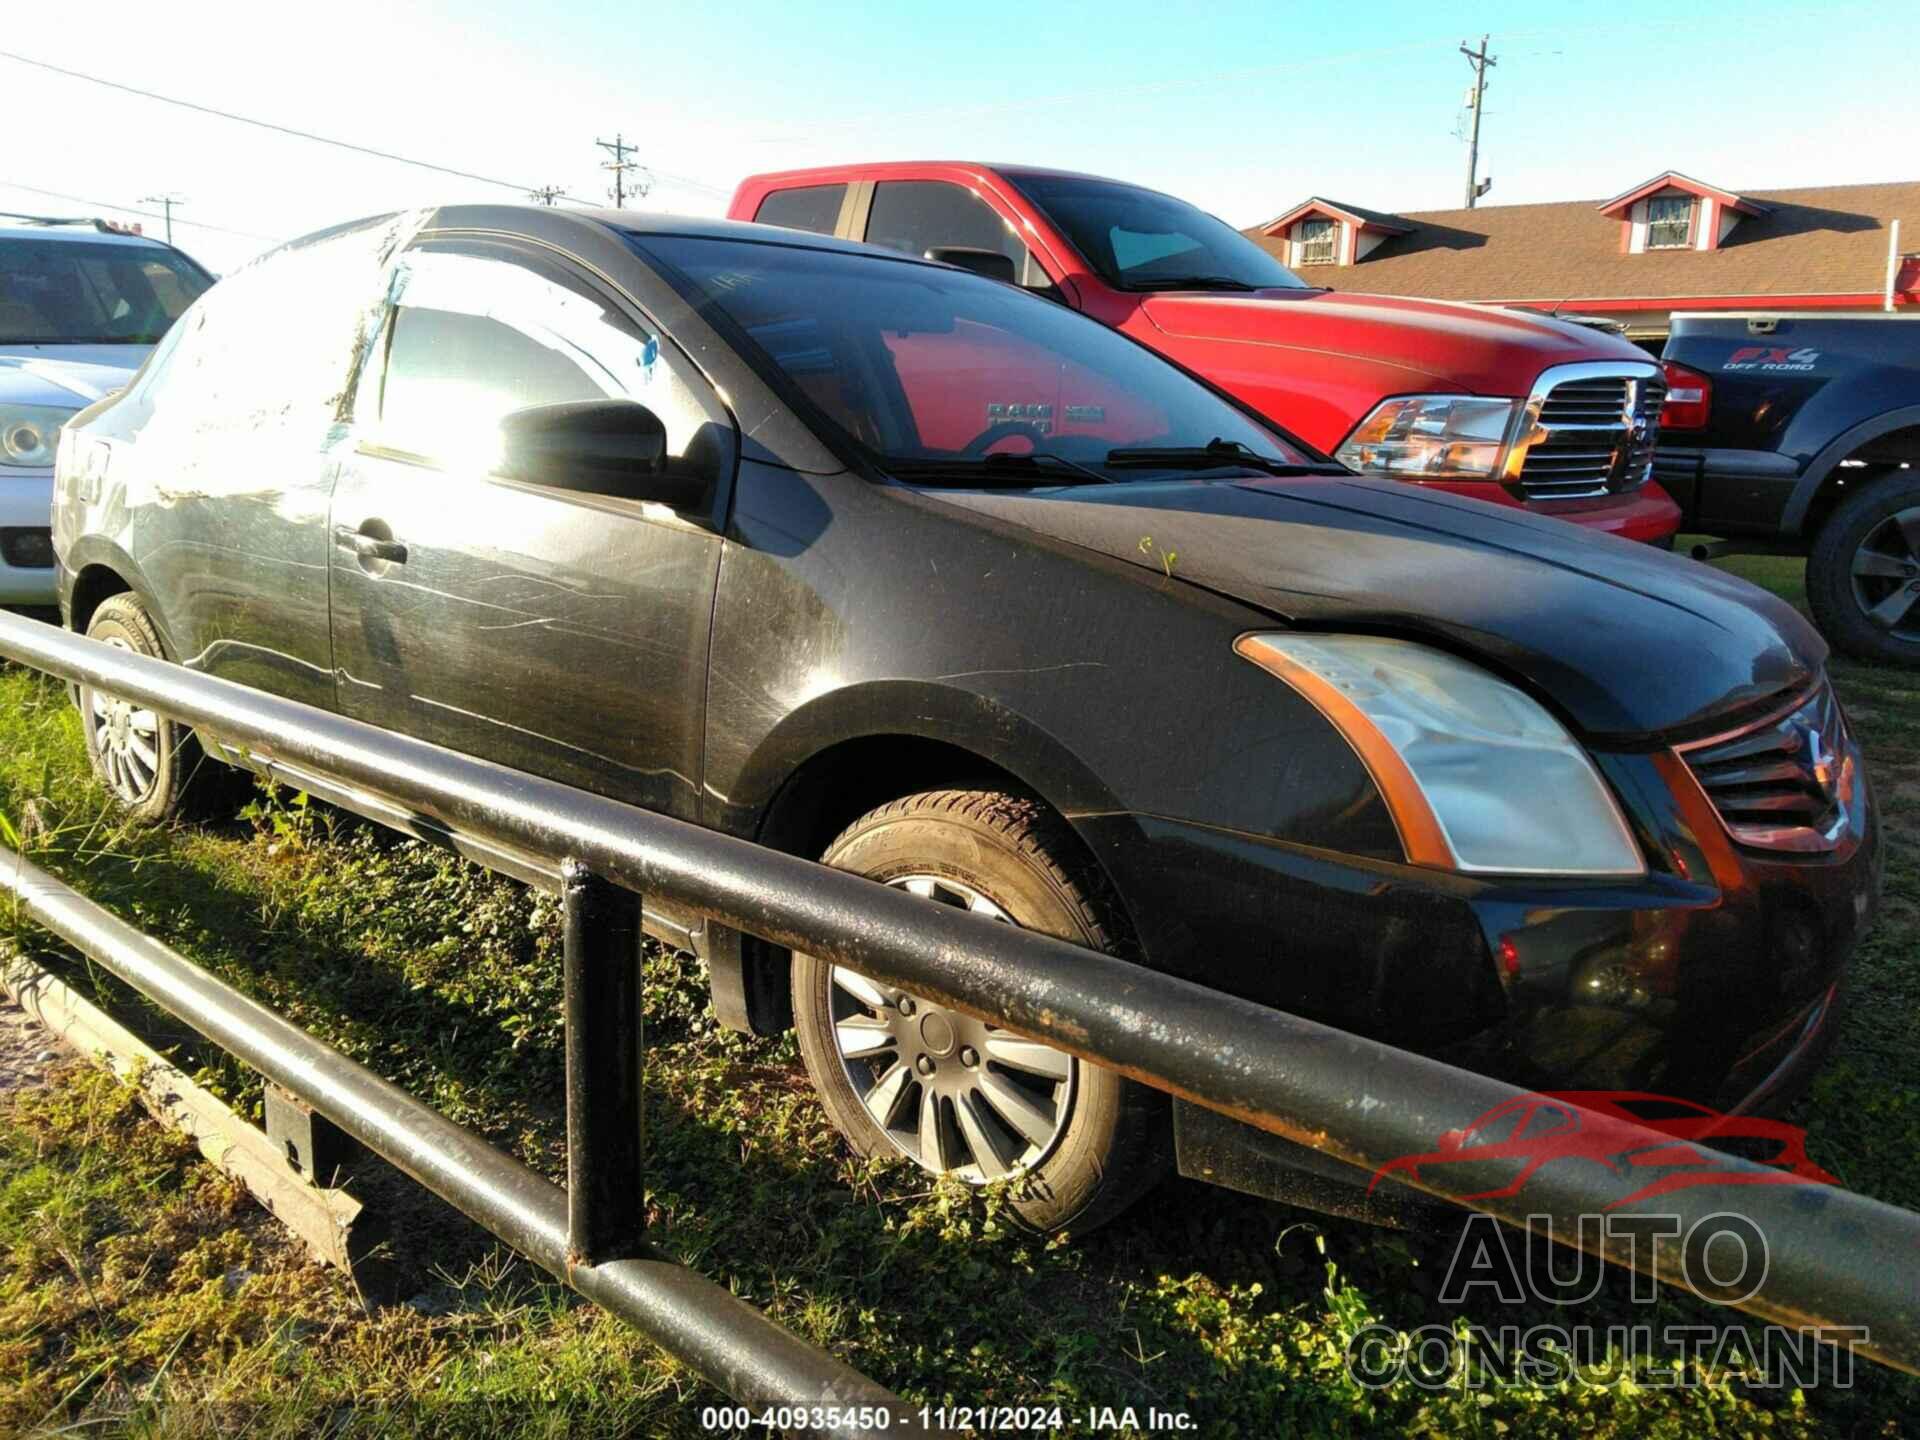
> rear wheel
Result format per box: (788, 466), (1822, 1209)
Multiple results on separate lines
(79, 593), (231, 824)
(791, 789), (1171, 1233)
(1807, 470), (1920, 666)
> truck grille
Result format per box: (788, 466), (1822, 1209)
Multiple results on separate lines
(1677, 683), (1855, 853)
(1513, 367), (1666, 502)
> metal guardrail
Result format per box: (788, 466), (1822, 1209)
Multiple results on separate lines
(1, 607), (1917, 1400)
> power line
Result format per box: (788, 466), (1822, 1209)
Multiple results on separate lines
(0, 48), (615, 205)
(0, 179), (280, 242)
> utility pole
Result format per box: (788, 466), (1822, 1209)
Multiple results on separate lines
(595, 134), (649, 209)
(140, 192), (185, 243)
(528, 184), (565, 206)
(1459, 35), (1496, 209)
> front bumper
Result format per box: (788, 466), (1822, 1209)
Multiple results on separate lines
(0, 467), (57, 605)
(1416, 477), (1683, 544)
(1075, 745), (1878, 1112)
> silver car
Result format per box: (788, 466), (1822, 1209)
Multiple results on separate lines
(2, 218), (212, 605)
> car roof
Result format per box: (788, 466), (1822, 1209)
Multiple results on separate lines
(426, 204), (945, 266)
(0, 222), (175, 249)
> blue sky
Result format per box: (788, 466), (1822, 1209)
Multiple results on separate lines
(3, 0), (1910, 271)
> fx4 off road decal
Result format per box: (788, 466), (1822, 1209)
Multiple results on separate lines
(1724, 346), (1821, 373)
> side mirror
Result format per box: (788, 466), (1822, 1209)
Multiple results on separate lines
(924, 247), (1017, 285)
(496, 400), (707, 508)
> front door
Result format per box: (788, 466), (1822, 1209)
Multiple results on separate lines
(326, 235), (732, 820)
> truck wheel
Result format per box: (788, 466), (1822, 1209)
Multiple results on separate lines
(791, 789), (1171, 1234)
(78, 593), (231, 824)
(1807, 471), (1920, 666)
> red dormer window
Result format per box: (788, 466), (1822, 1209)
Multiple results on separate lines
(1259, 199), (1412, 268)
(1599, 172), (1764, 254)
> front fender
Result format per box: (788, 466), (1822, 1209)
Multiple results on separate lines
(721, 677), (1126, 842)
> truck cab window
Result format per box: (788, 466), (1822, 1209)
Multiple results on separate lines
(864, 181), (1048, 289)
(753, 184), (847, 236)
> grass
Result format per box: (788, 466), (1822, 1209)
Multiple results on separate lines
(1, 545), (1916, 1437)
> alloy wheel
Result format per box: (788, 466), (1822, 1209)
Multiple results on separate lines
(85, 638), (162, 804)
(828, 875), (1076, 1183)
(1848, 504), (1920, 641)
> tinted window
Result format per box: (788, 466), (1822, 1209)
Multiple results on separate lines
(377, 245), (727, 472)
(864, 182), (1046, 288)
(0, 238), (211, 343)
(753, 184), (847, 236)
(633, 235), (1310, 477)
(1004, 173), (1306, 292)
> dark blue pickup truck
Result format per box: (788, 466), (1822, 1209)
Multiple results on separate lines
(1655, 312), (1920, 665)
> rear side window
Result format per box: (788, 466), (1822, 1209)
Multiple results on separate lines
(753, 184), (846, 236)
(864, 181), (1047, 288)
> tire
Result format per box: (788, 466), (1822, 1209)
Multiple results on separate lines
(792, 789), (1171, 1233)
(1806, 469), (1920, 666)
(78, 593), (234, 824)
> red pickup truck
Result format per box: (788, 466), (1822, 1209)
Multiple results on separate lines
(729, 163), (1681, 544)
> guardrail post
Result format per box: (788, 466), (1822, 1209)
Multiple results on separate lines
(562, 860), (646, 1266)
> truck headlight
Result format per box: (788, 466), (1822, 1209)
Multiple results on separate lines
(1334, 395), (1516, 481)
(0, 404), (76, 468)
(1236, 633), (1644, 877)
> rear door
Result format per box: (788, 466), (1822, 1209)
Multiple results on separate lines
(326, 235), (732, 820)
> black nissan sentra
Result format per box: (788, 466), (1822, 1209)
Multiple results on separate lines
(52, 208), (1878, 1232)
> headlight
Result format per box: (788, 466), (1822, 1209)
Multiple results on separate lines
(1236, 633), (1644, 877)
(0, 404), (77, 468)
(1335, 395), (1516, 481)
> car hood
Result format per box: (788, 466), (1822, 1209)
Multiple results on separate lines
(1140, 290), (1652, 395)
(920, 475), (1822, 739)
(0, 345), (145, 409)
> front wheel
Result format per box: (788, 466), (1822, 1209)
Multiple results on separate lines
(1807, 470), (1920, 666)
(792, 789), (1171, 1233)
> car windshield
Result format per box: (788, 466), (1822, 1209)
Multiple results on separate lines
(0, 237), (212, 345)
(631, 234), (1317, 480)
(1003, 173), (1309, 293)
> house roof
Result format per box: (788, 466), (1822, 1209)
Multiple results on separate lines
(1259, 197), (1411, 236)
(1243, 180), (1920, 305)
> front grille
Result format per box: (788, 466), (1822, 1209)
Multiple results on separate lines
(1515, 370), (1666, 501)
(0, 527), (55, 570)
(1678, 683), (1855, 852)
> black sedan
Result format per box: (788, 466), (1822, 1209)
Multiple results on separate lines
(51, 207), (1878, 1232)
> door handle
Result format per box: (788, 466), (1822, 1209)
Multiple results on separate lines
(333, 525), (408, 565)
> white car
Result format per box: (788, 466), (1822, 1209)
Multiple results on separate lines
(2, 218), (213, 606)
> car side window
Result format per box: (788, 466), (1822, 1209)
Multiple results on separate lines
(864, 181), (1049, 289)
(371, 243), (730, 483)
(753, 184), (847, 236)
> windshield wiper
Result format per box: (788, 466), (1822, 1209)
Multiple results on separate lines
(1103, 438), (1347, 477)
(890, 452), (1114, 486)
(1122, 276), (1263, 292)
